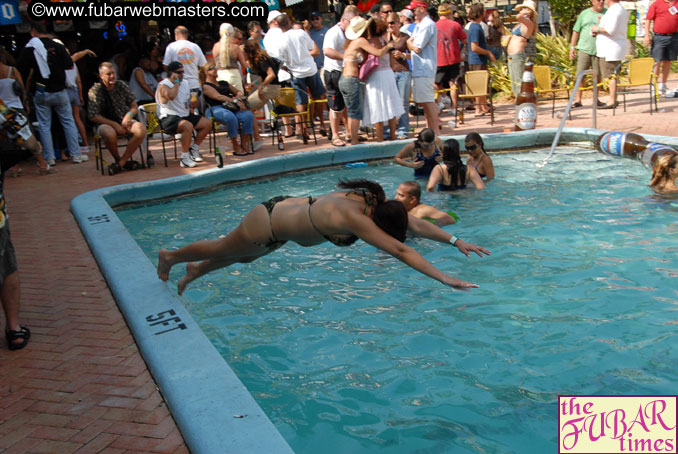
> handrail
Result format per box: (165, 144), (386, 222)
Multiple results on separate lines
(537, 69), (598, 167)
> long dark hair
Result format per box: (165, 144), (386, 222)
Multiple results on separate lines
(413, 128), (436, 153)
(465, 132), (485, 153)
(338, 179), (408, 242)
(243, 40), (268, 69)
(442, 139), (467, 186)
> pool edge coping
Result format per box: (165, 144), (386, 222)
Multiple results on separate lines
(70, 127), (677, 454)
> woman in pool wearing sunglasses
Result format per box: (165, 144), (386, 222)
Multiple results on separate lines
(157, 179), (490, 294)
(464, 132), (495, 181)
(394, 128), (444, 178)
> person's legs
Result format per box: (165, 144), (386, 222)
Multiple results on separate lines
(375, 122), (384, 142)
(98, 124), (122, 162)
(574, 50), (593, 104)
(660, 60), (671, 87)
(413, 76), (438, 130)
(387, 117), (397, 141)
(177, 120), (194, 154)
(157, 204), (276, 294)
(210, 106), (242, 154)
(325, 70), (347, 145)
(1, 271), (20, 334)
(235, 110), (254, 153)
(119, 121), (147, 167)
(394, 70), (411, 139)
(71, 104), (89, 148)
(507, 52), (526, 98)
(51, 90), (82, 160)
(33, 93), (55, 162)
(193, 116), (211, 146)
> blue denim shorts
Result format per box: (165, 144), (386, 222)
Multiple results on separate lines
(338, 75), (363, 120)
(291, 73), (326, 105)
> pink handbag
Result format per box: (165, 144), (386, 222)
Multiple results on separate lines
(359, 54), (380, 82)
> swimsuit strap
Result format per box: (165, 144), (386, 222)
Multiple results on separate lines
(307, 196), (326, 238)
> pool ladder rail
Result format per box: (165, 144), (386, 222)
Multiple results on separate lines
(538, 69), (599, 168)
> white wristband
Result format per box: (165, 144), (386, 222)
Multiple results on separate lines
(449, 236), (459, 246)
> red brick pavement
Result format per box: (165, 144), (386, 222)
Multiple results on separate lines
(0, 82), (676, 453)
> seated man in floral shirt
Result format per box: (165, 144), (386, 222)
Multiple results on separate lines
(88, 62), (148, 174)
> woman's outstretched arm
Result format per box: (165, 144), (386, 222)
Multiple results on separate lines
(344, 211), (478, 288)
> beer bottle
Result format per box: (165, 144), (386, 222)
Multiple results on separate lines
(514, 61), (537, 131)
(215, 146), (224, 168)
(595, 131), (677, 167)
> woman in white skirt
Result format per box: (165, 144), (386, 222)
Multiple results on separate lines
(212, 23), (247, 94)
(363, 18), (404, 142)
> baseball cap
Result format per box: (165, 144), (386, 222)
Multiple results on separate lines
(398, 9), (414, 19)
(167, 61), (183, 73)
(405, 0), (428, 10)
(310, 11), (322, 18)
(267, 10), (283, 24)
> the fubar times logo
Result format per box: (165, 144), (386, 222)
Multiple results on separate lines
(559, 396), (677, 453)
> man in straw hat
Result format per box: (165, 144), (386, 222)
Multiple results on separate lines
(406, 0), (439, 131)
(435, 2), (466, 115)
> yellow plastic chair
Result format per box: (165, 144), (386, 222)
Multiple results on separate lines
(612, 58), (658, 115)
(269, 87), (317, 149)
(139, 103), (171, 167)
(454, 70), (494, 125)
(533, 65), (572, 118)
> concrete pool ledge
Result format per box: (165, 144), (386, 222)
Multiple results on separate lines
(70, 127), (675, 454)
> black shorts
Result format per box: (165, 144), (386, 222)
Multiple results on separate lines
(435, 63), (461, 87)
(651, 33), (678, 62)
(0, 223), (18, 286)
(323, 70), (345, 112)
(159, 114), (202, 135)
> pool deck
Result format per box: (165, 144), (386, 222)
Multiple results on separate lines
(1, 82), (677, 453)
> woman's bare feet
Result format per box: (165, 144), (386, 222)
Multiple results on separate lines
(157, 249), (174, 281)
(177, 262), (200, 295)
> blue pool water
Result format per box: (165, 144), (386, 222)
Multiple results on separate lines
(117, 147), (678, 454)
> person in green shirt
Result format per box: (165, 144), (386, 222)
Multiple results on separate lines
(569, 0), (606, 108)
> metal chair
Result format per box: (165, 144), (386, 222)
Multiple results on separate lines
(533, 65), (572, 119)
(454, 70), (494, 126)
(138, 103), (174, 167)
(269, 87), (317, 150)
(612, 58), (658, 116)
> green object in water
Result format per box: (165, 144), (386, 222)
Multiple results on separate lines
(423, 211), (459, 224)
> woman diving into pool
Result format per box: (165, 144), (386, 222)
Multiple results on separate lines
(157, 179), (490, 294)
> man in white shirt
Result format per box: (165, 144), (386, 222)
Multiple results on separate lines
(277, 13), (327, 140)
(263, 10), (292, 83)
(162, 26), (207, 94)
(322, 8), (358, 147)
(406, 0), (438, 130)
(591, 0), (628, 108)
(155, 61), (211, 168)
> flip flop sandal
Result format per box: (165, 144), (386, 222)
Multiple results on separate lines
(146, 155), (155, 168)
(332, 138), (346, 147)
(233, 150), (249, 156)
(123, 160), (141, 171)
(572, 102), (583, 108)
(108, 163), (122, 175)
(6, 326), (30, 351)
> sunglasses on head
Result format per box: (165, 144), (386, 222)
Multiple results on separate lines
(466, 143), (478, 151)
(388, 21), (397, 24)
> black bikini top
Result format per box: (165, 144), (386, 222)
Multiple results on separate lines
(307, 191), (375, 247)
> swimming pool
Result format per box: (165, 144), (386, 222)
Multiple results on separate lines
(112, 144), (678, 453)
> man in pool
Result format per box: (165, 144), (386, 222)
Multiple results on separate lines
(395, 181), (457, 226)
(157, 179), (489, 294)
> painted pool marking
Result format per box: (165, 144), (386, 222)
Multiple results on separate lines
(146, 309), (187, 335)
(87, 214), (110, 225)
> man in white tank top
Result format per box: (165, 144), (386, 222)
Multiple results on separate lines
(155, 61), (211, 168)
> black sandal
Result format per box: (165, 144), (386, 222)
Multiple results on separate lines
(6, 326), (30, 351)
(107, 163), (122, 175)
(146, 155), (155, 168)
(123, 160), (141, 171)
